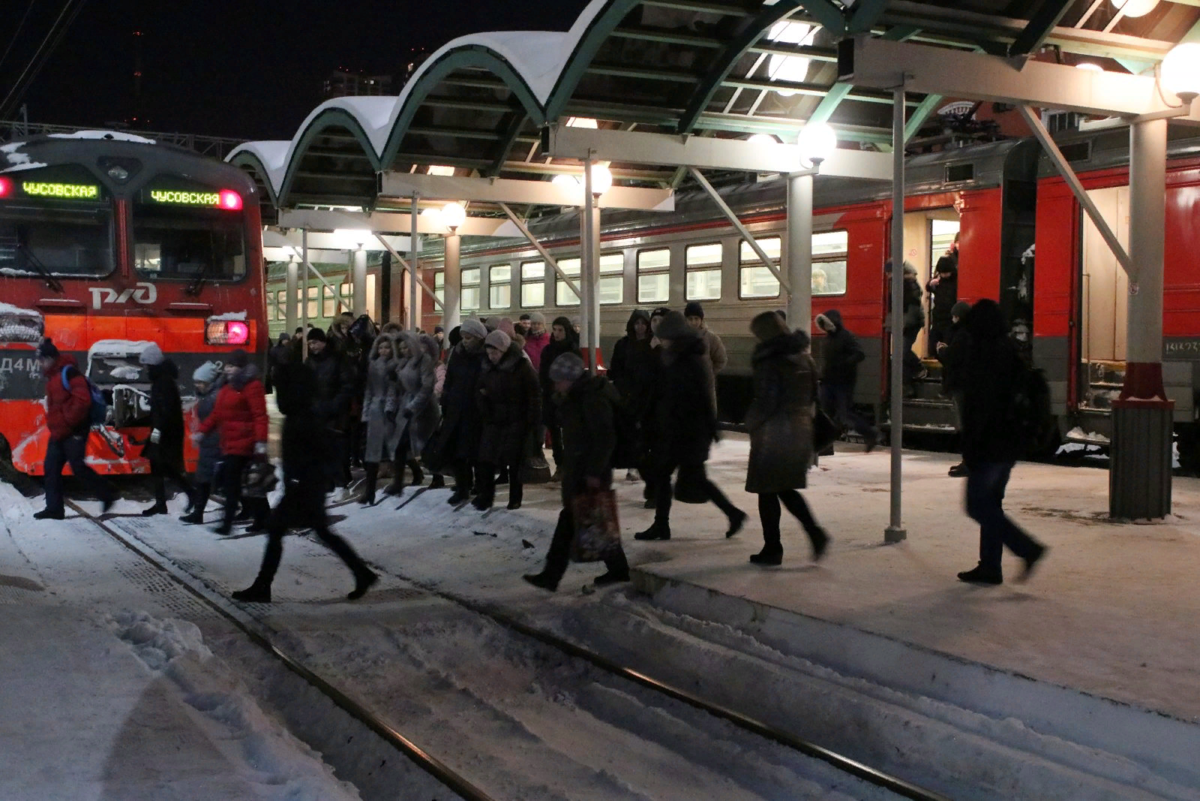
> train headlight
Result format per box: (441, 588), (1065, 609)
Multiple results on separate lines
(0, 177), (11, 198)
(217, 189), (243, 211)
(205, 321), (250, 345)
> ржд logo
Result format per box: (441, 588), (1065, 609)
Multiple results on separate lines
(89, 283), (157, 310)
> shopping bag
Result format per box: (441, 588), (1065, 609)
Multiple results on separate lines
(813, 407), (842, 454)
(570, 489), (621, 562)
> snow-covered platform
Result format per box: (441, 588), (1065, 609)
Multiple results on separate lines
(628, 438), (1200, 726)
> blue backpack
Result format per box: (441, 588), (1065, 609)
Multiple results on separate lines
(61, 366), (108, 427)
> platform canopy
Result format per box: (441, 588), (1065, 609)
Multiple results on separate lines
(228, 0), (1200, 221)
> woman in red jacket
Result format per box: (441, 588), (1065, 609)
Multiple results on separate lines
(199, 349), (269, 534)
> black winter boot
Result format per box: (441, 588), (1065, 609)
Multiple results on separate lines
(634, 522), (670, 541)
(957, 564), (1003, 585)
(523, 571), (559, 592)
(348, 568), (378, 600)
(232, 582), (271, 603)
(750, 545), (783, 566)
(407, 459), (424, 487)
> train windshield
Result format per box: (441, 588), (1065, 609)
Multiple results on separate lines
(0, 165), (115, 277)
(131, 177), (246, 281)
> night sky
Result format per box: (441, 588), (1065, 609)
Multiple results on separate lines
(3, 0), (589, 141)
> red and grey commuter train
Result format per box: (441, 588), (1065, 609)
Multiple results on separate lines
(0, 132), (267, 475)
(412, 127), (1200, 463)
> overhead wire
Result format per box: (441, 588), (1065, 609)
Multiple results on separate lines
(0, 0), (89, 120)
(0, 0), (41, 75)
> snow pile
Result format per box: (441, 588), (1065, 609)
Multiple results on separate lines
(0, 301), (44, 342)
(48, 131), (157, 144)
(208, 310), (248, 321)
(1066, 426), (1110, 444)
(108, 611), (361, 800)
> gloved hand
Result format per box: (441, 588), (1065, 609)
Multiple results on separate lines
(254, 442), (267, 457)
(149, 429), (161, 444)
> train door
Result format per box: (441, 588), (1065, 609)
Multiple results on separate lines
(901, 210), (959, 358)
(1079, 185), (1129, 411)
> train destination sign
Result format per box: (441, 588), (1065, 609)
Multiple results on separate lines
(22, 182), (100, 200)
(149, 189), (221, 206)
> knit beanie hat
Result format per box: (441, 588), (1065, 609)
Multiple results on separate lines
(138, 342), (164, 366)
(193, 361), (220, 383)
(655, 310), (695, 341)
(35, 338), (59, 360)
(549, 352), (586, 383)
(484, 329), (511, 352)
(684, 301), (705, 319)
(307, 327), (327, 342)
(951, 301), (971, 319)
(229, 349), (250, 368)
(650, 306), (671, 320)
(460, 318), (487, 340)
(529, 311), (546, 325)
(750, 311), (789, 342)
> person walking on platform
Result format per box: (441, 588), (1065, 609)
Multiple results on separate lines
(814, 310), (878, 451)
(265, 333), (290, 395)
(635, 311), (746, 542)
(305, 327), (355, 491)
(440, 318), (488, 504)
(608, 309), (657, 480)
(232, 361), (377, 604)
(538, 316), (580, 480)
(387, 331), (441, 496)
(744, 312), (829, 566)
(182, 362), (221, 524)
(32, 338), (115, 519)
(525, 353), (630, 591)
(137, 343), (194, 516)
(955, 299), (1047, 586)
(886, 260), (927, 397)
(359, 333), (400, 505)
(199, 349), (269, 535)
(938, 300), (973, 477)
(685, 301), (728, 375)
(926, 255), (959, 355)
(474, 329), (540, 510)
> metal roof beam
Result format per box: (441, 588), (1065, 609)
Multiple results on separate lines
(277, 209), (517, 238)
(264, 227), (414, 251)
(1007, 0), (1076, 58)
(543, 124), (893, 180)
(639, 0), (753, 17)
(838, 35), (1200, 121)
(692, 112), (894, 142)
(610, 26), (724, 48)
(585, 64), (702, 83)
(847, 0), (890, 34)
(378, 172), (675, 211)
(419, 98), (518, 113)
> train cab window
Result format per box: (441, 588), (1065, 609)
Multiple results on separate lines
(739, 237), (782, 299)
(686, 243), (723, 301)
(637, 248), (671, 304)
(599, 253), (624, 305)
(813, 231), (849, 296)
(521, 261), (546, 307)
(557, 258), (582, 306)
(434, 271), (445, 305)
(489, 264), (512, 309)
(461, 268), (481, 311)
(132, 177), (246, 281)
(0, 164), (114, 277)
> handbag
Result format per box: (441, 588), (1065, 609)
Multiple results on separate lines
(570, 489), (621, 562)
(813, 407), (841, 454)
(672, 463), (710, 504)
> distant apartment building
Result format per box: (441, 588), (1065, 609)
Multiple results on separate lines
(322, 70), (394, 99)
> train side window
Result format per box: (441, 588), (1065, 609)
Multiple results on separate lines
(686, 242), (722, 301)
(461, 268), (481, 311)
(813, 231), (849, 296)
(306, 286), (319, 319)
(600, 252), (624, 305)
(637, 248), (671, 304)
(739, 237), (782, 299)
(521, 261), (546, 307)
(489, 264), (512, 309)
(557, 258), (583, 306)
(322, 285), (337, 318)
(434, 271), (445, 305)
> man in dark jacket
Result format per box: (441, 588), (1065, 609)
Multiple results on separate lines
(439, 317), (488, 504)
(305, 327), (355, 490)
(635, 311), (747, 541)
(265, 333), (290, 394)
(232, 361), (377, 604)
(538, 316), (580, 479)
(525, 353), (630, 591)
(955, 299), (1047, 586)
(33, 338), (115, 519)
(607, 309), (657, 475)
(814, 310), (878, 450)
(926, 255), (958, 354)
(937, 300), (972, 477)
(137, 343), (194, 516)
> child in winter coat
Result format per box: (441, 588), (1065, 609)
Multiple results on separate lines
(181, 362), (222, 524)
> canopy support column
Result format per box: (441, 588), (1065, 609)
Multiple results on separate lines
(443, 233), (462, 333)
(285, 257), (298, 335)
(352, 248), (367, 316)
(886, 86), (907, 545)
(786, 172), (814, 334)
(409, 193), (420, 330)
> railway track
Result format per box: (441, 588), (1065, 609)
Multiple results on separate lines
(64, 495), (951, 801)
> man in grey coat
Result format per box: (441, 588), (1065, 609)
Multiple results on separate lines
(685, 301), (728, 376)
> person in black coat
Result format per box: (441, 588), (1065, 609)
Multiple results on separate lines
(955, 299), (1046, 586)
(635, 311), (746, 541)
(439, 318), (488, 504)
(608, 309), (657, 475)
(137, 343), (194, 516)
(231, 360), (377, 604)
(537, 316), (580, 479)
(525, 353), (630, 591)
(305, 327), (356, 490)
(265, 332), (290, 394)
(814, 309), (878, 449)
(474, 329), (540, 510)
(926, 255), (959, 354)
(937, 300), (973, 477)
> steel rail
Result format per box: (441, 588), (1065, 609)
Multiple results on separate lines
(65, 500), (496, 801)
(361, 538), (951, 801)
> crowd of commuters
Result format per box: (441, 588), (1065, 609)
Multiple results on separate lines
(30, 259), (1046, 597)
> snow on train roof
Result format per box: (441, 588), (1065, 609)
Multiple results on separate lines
(47, 131), (157, 144)
(0, 302), (42, 319)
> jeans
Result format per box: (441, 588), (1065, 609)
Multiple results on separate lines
(819, 383), (877, 440)
(43, 433), (112, 515)
(965, 461), (1042, 572)
(542, 506), (629, 583)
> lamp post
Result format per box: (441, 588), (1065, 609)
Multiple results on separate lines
(440, 202), (466, 332)
(786, 122), (836, 337)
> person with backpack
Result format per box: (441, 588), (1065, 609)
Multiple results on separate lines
(955, 299), (1048, 585)
(524, 353), (630, 591)
(137, 343), (195, 516)
(32, 338), (115, 519)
